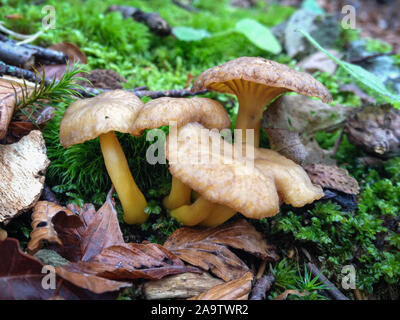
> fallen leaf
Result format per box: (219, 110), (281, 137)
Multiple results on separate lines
(27, 201), (83, 255)
(273, 289), (309, 300)
(32, 190), (199, 283)
(60, 242), (200, 281)
(164, 219), (278, 281)
(0, 130), (49, 224)
(38, 42), (87, 80)
(297, 50), (341, 75)
(189, 271), (254, 300)
(0, 238), (130, 299)
(0, 228), (7, 241)
(0, 77), (31, 139)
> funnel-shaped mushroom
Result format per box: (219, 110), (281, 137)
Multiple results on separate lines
(192, 57), (332, 146)
(59, 90), (147, 225)
(132, 97), (231, 211)
(166, 122), (323, 225)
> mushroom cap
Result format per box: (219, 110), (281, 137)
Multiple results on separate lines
(132, 97), (231, 136)
(192, 57), (332, 103)
(166, 122), (323, 219)
(60, 90), (144, 147)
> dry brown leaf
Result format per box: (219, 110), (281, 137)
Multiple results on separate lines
(273, 289), (309, 300)
(32, 189), (199, 283)
(305, 163), (360, 195)
(0, 77), (33, 139)
(60, 242), (200, 281)
(189, 271), (254, 300)
(38, 42), (87, 80)
(164, 219), (279, 281)
(0, 238), (130, 299)
(0, 228), (7, 241)
(27, 201), (83, 255)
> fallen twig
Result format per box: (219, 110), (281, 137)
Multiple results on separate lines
(0, 34), (67, 65)
(249, 274), (275, 300)
(306, 262), (349, 300)
(0, 61), (207, 99)
(172, 0), (200, 12)
(106, 5), (171, 36)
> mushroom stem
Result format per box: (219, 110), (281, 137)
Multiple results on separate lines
(163, 177), (192, 210)
(99, 131), (148, 224)
(170, 196), (214, 226)
(235, 84), (283, 147)
(199, 204), (237, 227)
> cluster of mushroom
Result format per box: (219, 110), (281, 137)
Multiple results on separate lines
(59, 57), (332, 227)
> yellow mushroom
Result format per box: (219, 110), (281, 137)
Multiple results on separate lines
(192, 57), (332, 147)
(132, 97), (231, 212)
(59, 90), (147, 225)
(166, 123), (324, 226)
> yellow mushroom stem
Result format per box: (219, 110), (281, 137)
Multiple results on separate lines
(233, 82), (284, 147)
(99, 131), (148, 225)
(199, 204), (237, 227)
(163, 177), (192, 210)
(170, 197), (215, 226)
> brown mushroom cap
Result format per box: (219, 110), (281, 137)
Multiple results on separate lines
(132, 97), (231, 136)
(192, 57), (332, 103)
(60, 90), (144, 147)
(166, 122), (323, 219)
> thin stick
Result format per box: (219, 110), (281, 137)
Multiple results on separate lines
(249, 274), (275, 300)
(306, 262), (349, 300)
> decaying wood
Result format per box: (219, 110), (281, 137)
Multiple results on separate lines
(249, 274), (275, 300)
(0, 34), (68, 65)
(0, 130), (50, 224)
(306, 262), (349, 300)
(189, 272), (254, 300)
(345, 104), (400, 159)
(0, 40), (36, 69)
(142, 272), (224, 299)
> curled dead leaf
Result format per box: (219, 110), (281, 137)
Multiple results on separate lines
(27, 201), (83, 255)
(189, 272), (254, 300)
(60, 242), (200, 281)
(164, 219), (278, 281)
(0, 76), (33, 139)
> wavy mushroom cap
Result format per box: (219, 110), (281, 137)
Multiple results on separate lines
(192, 57), (332, 103)
(132, 97), (231, 136)
(165, 122), (324, 219)
(60, 90), (144, 147)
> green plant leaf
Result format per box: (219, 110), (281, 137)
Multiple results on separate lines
(300, 29), (400, 104)
(172, 26), (211, 41)
(235, 18), (281, 54)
